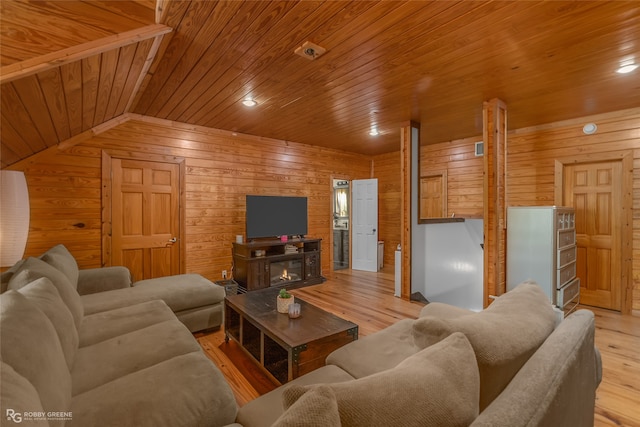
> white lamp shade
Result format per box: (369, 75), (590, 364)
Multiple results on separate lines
(1, 171), (30, 267)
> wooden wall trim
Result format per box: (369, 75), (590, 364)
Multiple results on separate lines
(58, 115), (133, 151)
(6, 115), (133, 172)
(101, 151), (113, 267)
(124, 113), (329, 150)
(400, 124), (412, 300)
(124, 34), (168, 112)
(483, 98), (507, 306)
(400, 122), (420, 300)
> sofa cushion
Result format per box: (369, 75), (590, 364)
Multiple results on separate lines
(0, 290), (72, 423)
(1, 361), (47, 426)
(8, 257), (84, 328)
(68, 352), (237, 427)
(412, 281), (557, 410)
(18, 277), (79, 369)
(326, 318), (420, 378)
(81, 274), (224, 315)
(71, 319), (202, 395)
(173, 303), (224, 333)
(274, 332), (479, 427)
(133, 274), (226, 310)
(39, 244), (79, 289)
(79, 300), (176, 347)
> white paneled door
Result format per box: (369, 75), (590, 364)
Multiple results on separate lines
(352, 179), (378, 272)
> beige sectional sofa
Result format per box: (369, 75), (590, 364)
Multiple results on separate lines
(236, 283), (602, 427)
(2, 245), (601, 427)
(0, 245), (238, 427)
(9, 244), (227, 333)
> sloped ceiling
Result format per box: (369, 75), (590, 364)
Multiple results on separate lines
(1, 0), (639, 168)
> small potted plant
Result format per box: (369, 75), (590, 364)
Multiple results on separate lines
(277, 288), (294, 313)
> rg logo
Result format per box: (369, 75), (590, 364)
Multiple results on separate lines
(6, 409), (22, 423)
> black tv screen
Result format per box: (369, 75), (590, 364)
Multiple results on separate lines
(246, 195), (308, 239)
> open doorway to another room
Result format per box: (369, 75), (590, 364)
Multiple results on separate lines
(333, 179), (350, 271)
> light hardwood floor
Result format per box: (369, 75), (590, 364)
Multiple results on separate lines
(196, 269), (640, 426)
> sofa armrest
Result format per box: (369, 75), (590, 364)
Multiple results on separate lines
(594, 345), (602, 386)
(470, 309), (598, 427)
(77, 267), (132, 295)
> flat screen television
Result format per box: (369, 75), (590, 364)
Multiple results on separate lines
(246, 195), (308, 239)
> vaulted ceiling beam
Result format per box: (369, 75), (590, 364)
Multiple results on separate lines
(0, 24), (172, 85)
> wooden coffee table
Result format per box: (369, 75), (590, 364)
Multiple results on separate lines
(224, 287), (358, 384)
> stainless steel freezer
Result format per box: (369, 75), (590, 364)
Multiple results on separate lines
(506, 206), (580, 314)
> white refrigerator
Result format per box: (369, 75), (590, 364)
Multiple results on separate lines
(506, 206), (580, 313)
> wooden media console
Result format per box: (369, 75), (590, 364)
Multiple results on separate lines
(232, 238), (323, 292)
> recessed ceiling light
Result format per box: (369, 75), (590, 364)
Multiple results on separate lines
(617, 63), (638, 74)
(582, 123), (597, 135)
(242, 98), (257, 107)
(617, 58), (638, 74)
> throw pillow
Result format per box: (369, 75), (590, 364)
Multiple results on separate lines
(1, 259), (25, 293)
(273, 385), (340, 427)
(412, 281), (557, 410)
(17, 277), (79, 369)
(39, 244), (79, 289)
(274, 332), (479, 427)
(8, 257), (84, 328)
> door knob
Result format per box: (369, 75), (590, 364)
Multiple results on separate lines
(168, 237), (177, 243)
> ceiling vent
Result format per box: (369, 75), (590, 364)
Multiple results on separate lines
(294, 41), (326, 60)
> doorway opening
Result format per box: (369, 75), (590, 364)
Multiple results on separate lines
(333, 179), (350, 270)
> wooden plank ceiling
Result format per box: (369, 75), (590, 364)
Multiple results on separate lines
(1, 0), (639, 167)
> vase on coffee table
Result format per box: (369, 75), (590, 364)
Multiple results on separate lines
(277, 289), (294, 313)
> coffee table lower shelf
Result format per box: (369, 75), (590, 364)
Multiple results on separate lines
(224, 294), (358, 384)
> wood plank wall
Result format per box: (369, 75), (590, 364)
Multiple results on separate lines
(509, 108), (640, 312)
(372, 150), (401, 268)
(419, 135), (484, 218)
(419, 107), (640, 311)
(17, 116), (372, 282)
(12, 108), (639, 310)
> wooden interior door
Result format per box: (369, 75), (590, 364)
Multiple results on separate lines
(563, 161), (622, 310)
(111, 158), (180, 281)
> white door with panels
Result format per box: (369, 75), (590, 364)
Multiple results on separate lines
(351, 178), (378, 272)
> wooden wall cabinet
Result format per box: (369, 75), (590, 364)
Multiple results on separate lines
(419, 171), (447, 220)
(233, 239), (323, 291)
